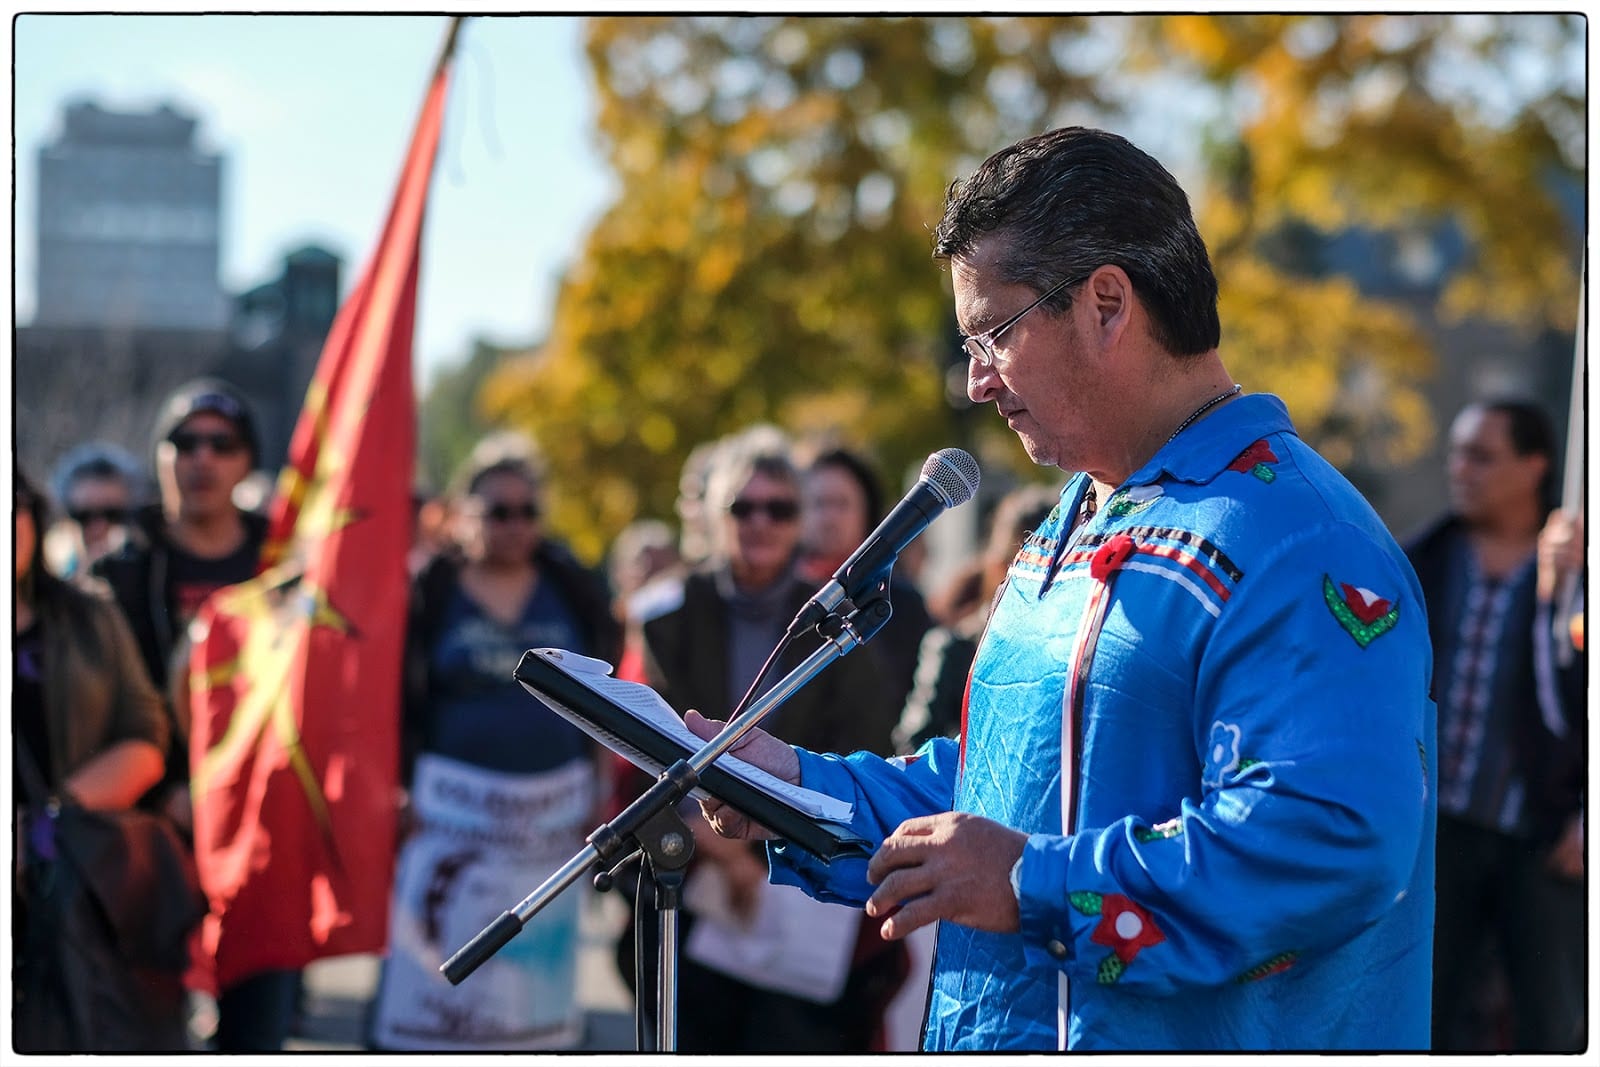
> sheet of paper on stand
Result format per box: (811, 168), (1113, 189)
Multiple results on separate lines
(519, 648), (856, 824)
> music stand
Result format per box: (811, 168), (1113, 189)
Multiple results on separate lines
(438, 595), (889, 1051)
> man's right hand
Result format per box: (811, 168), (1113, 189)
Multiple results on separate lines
(683, 708), (799, 841)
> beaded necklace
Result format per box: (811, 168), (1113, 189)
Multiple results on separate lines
(1166, 383), (1242, 445)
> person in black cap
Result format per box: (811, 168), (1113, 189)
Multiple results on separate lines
(92, 378), (294, 1051)
(95, 377), (267, 700)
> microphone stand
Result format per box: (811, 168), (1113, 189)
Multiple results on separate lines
(439, 587), (894, 1052)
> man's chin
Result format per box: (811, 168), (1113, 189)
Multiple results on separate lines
(1018, 436), (1058, 469)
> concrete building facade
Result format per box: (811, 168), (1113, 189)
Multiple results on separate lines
(35, 100), (228, 331)
(17, 98), (340, 486)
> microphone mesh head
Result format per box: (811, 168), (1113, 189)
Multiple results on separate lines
(922, 448), (981, 507)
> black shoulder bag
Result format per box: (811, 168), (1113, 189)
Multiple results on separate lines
(13, 741), (207, 1051)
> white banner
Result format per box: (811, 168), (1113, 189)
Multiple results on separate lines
(683, 862), (858, 1003)
(370, 753), (593, 1051)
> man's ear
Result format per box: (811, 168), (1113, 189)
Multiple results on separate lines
(1083, 264), (1134, 342)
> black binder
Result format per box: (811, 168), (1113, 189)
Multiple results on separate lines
(514, 649), (872, 863)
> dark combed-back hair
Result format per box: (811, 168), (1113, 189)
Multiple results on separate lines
(1478, 397), (1561, 512)
(933, 126), (1221, 357)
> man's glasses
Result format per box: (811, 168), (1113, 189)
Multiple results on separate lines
(69, 506), (132, 526)
(960, 276), (1078, 367)
(728, 497), (800, 522)
(483, 502), (541, 523)
(169, 430), (246, 457)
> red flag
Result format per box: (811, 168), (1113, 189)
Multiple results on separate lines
(186, 24), (459, 994)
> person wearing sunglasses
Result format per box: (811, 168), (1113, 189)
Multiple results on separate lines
(612, 425), (903, 1054)
(371, 431), (620, 1052)
(687, 128), (1435, 1052)
(89, 376), (283, 1050)
(93, 377), (266, 699)
(43, 441), (146, 579)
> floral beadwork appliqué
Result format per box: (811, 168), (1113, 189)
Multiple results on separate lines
(1322, 575), (1400, 648)
(1203, 723), (1264, 788)
(1105, 483), (1164, 519)
(1228, 439), (1278, 483)
(1134, 816), (1184, 843)
(1203, 721), (1242, 788)
(1069, 891), (1167, 983)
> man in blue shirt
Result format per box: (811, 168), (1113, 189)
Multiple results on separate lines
(687, 127), (1436, 1051)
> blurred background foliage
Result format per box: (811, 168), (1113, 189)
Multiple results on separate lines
(423, 14), (1583, 562)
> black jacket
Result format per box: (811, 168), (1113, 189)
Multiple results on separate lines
(90, 505), (270, 804)
(622, 567), (908, 1040)
(91, 505), (271, 693)
(639, 567), (900, 758)
(1405, 515), (1585, 845)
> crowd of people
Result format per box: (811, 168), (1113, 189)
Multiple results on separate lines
(11, 374), (1044, 1052)
(12, 124), (1587, 1054)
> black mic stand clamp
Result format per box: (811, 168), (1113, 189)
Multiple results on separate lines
(796, 571), (894, 645)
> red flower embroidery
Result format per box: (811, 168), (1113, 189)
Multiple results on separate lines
(1340, 582), (1392, 624)
(1228, 439), (1278, 473)
(1090, 534), (1137, 581)
(1089, 894), (1166, 963)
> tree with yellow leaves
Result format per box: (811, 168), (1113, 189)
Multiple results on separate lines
(481, 14), (1581, 562)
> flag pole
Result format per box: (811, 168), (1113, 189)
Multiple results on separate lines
(1554, 248), (1584, 666)
(187, 15), (464, 996)
(434, 14), (466, 75)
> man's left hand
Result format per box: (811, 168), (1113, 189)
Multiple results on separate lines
(865, 812), (1027, 939)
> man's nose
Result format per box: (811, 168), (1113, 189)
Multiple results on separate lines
(967, 357), (999, 405)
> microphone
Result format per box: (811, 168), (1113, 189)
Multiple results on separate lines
(798, 447), (981, 631)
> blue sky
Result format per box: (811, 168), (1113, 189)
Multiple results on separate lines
(11, 13), (615, 386)
(9, 10), (1586, 392)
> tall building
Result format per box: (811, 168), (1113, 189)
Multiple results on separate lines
(17, 97), (341, 483)
(34, 99), (227, 330)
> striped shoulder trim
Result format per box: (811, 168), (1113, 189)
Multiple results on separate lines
(1060, 528), (1244, 617)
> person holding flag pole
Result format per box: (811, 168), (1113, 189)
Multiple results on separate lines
(181, 15), (464, 1051)
(1531, 250), (1584, 913)
(1408, 387), (1585, 1051)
